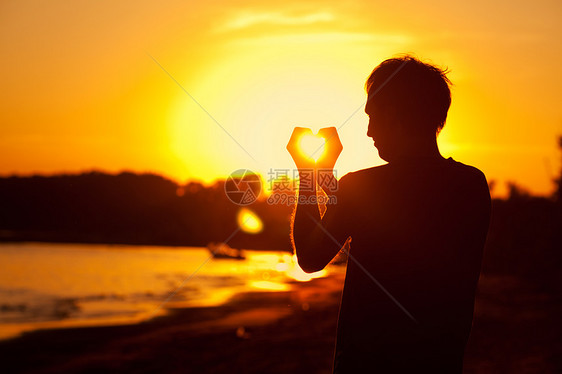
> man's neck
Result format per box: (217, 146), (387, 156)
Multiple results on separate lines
(393, 136), (444, 162)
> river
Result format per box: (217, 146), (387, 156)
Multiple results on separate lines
(0, 242), (329, 340)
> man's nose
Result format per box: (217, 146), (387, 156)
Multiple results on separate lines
(367, 121), (374, 138)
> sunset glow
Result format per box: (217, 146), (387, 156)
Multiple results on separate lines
(298, 133), (327, 162)
(1, 1), (561, 197)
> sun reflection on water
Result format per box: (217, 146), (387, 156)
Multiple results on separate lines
(264, 253), (327, 282)
(0, 243), (333, 340)
(249, 281), (290, 291)
(286, 254), (327, 282)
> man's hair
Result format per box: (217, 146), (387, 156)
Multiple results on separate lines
(365, 55), (452, 135)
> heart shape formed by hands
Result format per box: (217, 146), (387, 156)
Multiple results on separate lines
(298, 133), (326, 161)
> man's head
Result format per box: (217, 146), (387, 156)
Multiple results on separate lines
(365, 55), (451, 161)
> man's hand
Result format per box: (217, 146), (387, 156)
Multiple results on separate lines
(316, 127), (343, 171)
(287, 126), (343, 171)
(286, 127), (316, 172)
(288, 126), (344, 274)
(287, 126), (343, 194)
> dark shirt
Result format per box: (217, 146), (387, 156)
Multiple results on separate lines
(323, 157), (491, 373)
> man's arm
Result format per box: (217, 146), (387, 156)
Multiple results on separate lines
(287, 127), (345, 273)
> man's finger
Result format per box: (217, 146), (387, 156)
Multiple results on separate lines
(287, 127), (313, 151)
(318, 127), (343, 150)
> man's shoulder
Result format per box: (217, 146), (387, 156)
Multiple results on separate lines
(445, 157), (488, 185)
(339, 158), (488, 188)
(443, 158), (491, 211)
(339, 164), (390, 183)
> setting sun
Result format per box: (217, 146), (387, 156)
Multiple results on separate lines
(298, 133), (326, 161)
(1, 2), (561, 196)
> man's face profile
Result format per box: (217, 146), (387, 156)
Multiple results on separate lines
(365, 100), (398, 162)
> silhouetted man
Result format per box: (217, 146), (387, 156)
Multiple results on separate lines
(288, 56), (491, 373)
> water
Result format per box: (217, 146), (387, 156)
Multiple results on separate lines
(0, 242), (328, 340)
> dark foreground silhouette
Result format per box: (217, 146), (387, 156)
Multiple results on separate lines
(291, 56), (491, 372)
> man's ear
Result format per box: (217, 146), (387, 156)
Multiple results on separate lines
(385, 106), (403, 134)
(395, 117), (406, 137)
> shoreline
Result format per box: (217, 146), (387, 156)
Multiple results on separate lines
(0, 242), (327, 343)
(0, 240), (293, 252)
(1, 272), (560, 373)
(0, 275), (345, 374)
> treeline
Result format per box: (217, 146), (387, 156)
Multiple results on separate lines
(481, 137), (562, 289)
(483, 182), (561, 288)
(0, 151), (561, 286)
(0, 171), (293, 251)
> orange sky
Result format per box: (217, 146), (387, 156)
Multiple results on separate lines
(1, 0), (561, 197)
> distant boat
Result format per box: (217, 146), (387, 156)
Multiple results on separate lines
(207, 242), (246, 260)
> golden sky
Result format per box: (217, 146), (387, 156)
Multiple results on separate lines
(1, 0), (561, 197)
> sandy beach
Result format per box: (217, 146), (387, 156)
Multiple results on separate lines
(0, 272), (560, 374)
